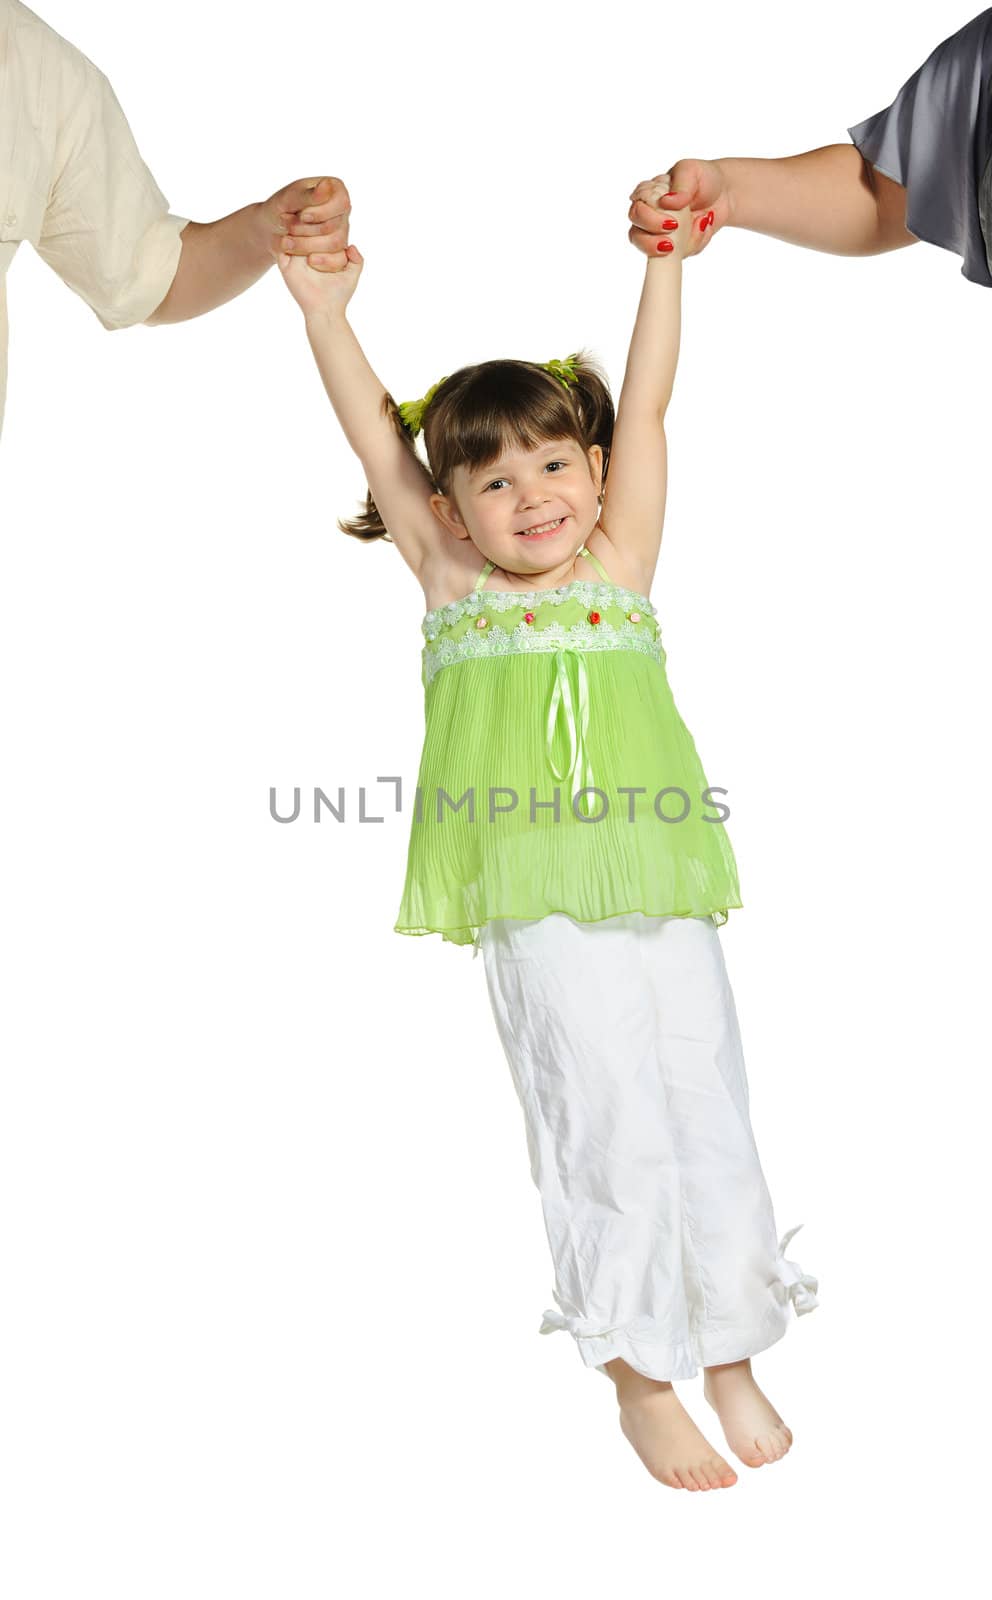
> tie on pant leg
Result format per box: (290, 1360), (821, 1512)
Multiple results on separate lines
(480, 911), (817, 1383)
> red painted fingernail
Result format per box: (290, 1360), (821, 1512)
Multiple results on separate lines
(708, 210), (715, 224)
(656, 239), (674, 252)
(661, 218), (678, 230)
(660, 192), (677, 200)
(699, 217), (709, 231)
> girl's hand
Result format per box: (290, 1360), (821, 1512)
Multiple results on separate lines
(628, 163), (726, 257)
(278, 243), (364, 317)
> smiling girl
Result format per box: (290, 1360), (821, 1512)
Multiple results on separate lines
(277, 177), (818, 1492)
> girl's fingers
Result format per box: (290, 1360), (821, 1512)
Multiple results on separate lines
(628, 175), (691, 210)
(628, 172), (672, 200)
(302, 248), (352, 272)
(306, 245), (362, 273)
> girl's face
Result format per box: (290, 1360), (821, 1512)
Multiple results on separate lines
(432, 436), (604, 577)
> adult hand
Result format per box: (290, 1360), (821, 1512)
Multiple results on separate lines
(262, 176), (351, 269)
(626, 175), (703, 260)
(627, 161), (727, 257)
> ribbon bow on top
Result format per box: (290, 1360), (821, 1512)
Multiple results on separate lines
(546, 648), (597, 814)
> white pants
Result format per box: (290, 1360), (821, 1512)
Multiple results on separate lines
(479, 911), (818, 1382)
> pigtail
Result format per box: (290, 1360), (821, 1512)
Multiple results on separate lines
(336, 493), (394, 543)
(561, 348), (615, 486)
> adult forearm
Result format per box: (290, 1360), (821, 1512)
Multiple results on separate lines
(145, 202), (274, 324)
(719, 145), (900, 255)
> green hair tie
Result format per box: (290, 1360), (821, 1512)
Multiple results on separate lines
(398, 376), (448, 438)
(542, 354), (581, 390)
(398, 354), (581, 438)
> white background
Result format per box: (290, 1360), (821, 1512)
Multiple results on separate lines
(1, 0), (988, 1592)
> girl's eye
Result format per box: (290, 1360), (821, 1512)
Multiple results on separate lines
(484, 462), (567, 491)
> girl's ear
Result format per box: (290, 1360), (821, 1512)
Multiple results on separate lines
(430, 491), (468, 537)
(587, 443), (604, 495)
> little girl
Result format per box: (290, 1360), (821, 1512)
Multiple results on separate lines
(277, 177), (818, 1494)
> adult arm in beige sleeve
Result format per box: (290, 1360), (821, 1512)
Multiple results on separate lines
(33, 62), (349, 327)
(146, 174), (350, 325)
(32, 63), (190, 328)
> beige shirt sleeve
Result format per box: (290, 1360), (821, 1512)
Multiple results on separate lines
(33, 57), (188, 330)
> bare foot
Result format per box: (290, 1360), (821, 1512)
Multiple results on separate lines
(702, 1358), (793, 1468)
(605, 1358), (738, 1490)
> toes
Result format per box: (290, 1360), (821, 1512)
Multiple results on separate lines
(654, 1468), (683, 1489)
(768, 1425), (791, 1461)
(751, 1428), (791, 1464)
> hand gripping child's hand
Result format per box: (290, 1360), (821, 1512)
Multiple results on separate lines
(278, 238), (364, 316)
(626, 175), (702, 260)
(261, 176), (351, 264)
(627, 164), (724, 257)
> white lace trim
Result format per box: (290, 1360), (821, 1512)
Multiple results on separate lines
(422, 579), (656, 638)
(422, 616), (665, 686)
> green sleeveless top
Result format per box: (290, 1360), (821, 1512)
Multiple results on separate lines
(394, 543), (742, 949)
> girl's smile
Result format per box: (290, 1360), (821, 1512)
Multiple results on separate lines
(516, 515), (569, 539)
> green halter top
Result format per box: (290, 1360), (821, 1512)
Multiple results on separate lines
(394, 543), (741, 949)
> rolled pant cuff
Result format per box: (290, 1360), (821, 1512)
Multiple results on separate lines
(692, 1302), (791, 1372)
(540, 1299), (793, 1384)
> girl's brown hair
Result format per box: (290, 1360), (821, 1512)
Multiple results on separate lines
(338, 348), (615, 542)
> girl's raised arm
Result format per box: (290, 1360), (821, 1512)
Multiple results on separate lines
(597, 181), (702, 595)
(279, 242), (439, 581)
